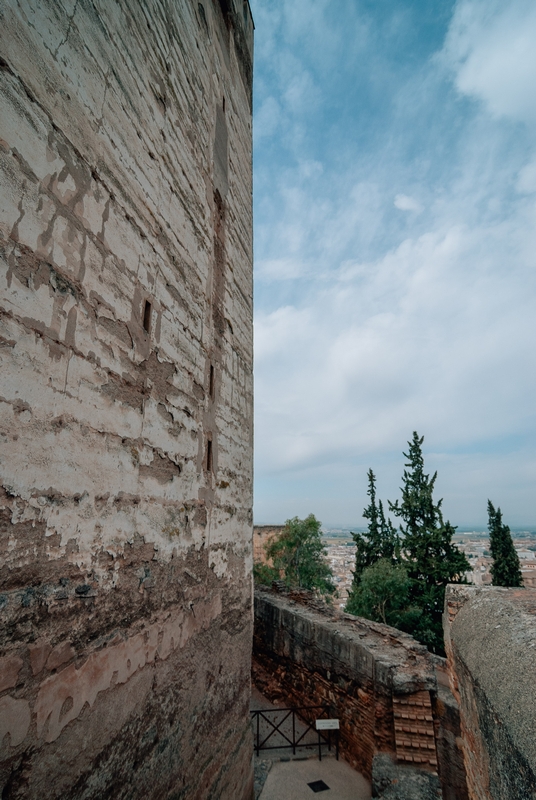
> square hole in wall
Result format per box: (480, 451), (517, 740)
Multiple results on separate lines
(307, 781), (330, 793)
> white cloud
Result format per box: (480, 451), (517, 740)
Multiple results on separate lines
(394, 194), (423, 213)
(442, 0), (536, 123)
(517, 160), (536, 194)
(254, 96), (281, 141)
(255, 257), (306, 282)
(250, 0), (536, 525)
(255, 211), (536, 474)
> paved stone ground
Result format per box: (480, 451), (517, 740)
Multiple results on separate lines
(251, 688), (371, 800)
(258, 758), (371, 800)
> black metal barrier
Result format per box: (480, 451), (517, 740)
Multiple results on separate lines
(250, 706), (339, 761)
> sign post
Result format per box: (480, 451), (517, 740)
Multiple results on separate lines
(315, 719), (340, 761)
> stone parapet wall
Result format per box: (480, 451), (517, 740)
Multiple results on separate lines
(253, 587), (468, 799)
(0, 1), (254, 797)
(444, 586), (536, 800)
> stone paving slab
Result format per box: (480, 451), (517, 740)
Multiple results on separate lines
(259, 757), (371, 800)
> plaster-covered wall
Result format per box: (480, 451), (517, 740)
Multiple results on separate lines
(0, 1), (254, 797)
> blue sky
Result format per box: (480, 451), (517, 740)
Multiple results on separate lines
(249, 0), (536, 528)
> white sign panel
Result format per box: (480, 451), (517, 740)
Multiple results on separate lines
(315, 719), (340, 731)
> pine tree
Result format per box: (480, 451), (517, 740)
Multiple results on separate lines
(346, 470), (398, 614)
(389, 432), (470, 654)
(487, 501), (522, 587)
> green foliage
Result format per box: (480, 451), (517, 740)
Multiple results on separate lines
(347, 433), (469, 655)
(264, 514), (336, 597)
(345, 559), (411, 626)
(252, 562), (278, 585)
(487, 501), (522, 587)
(347, 469), (398, 609)
(388, 432), (470, 654)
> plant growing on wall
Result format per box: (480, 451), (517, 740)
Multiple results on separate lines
(346, 558), (411, 626)
(262, 514), (336, 598)
(252, 561), (279, 585)
(487, 500), (522, 587)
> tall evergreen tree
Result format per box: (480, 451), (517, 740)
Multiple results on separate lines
(389, 432), (470, 654)
(346, 470), (398, 613)
(354, 470), (398, 575)
(487, 501), (522, 587)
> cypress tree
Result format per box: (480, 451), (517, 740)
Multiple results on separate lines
(347, 470), (398, 613)
(389, 432), (470, 654)
(487, 501), (522, 587)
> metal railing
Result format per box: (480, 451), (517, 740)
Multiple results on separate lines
(250, 705), (339, 761)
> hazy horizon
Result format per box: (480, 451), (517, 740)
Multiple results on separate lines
(254, 520), (536, 534)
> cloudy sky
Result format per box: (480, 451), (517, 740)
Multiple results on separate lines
(249, 0), (536, 528)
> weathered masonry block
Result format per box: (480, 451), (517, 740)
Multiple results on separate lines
(444, 586), (536, 800)
(0, 1), (254, 798)
(253, 587), (468, 800)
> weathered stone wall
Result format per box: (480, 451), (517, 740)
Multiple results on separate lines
(253, 587), (468, 800)
(0, 1), (254, 798)
(444, 586), (536, 800)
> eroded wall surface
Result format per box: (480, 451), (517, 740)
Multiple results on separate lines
(252, 525), (283, 564)
(444, 586), (536, 800)
(253, 587), (468, 800)
(0, 1), (254, 797)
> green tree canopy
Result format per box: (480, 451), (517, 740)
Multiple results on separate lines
(346, 558), (411, 627)
(347, 469), (398, 609)
(347, 433), (469, 655)
(487, 500), (522, 587)
(388, 432), (469, 653)
(263, 514), (336, 598)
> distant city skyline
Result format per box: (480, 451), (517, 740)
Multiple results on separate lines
(251, 0), (536, 527)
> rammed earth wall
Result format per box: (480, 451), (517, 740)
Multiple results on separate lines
(0, 1), (254, 797)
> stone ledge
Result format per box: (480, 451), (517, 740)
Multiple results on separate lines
(255, 587), (436, 694)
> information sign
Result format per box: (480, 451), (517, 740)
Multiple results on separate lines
(315, 719), (340, 731)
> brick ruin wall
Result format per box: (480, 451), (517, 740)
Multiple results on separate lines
(444, 586), (536, 800)
(253, 588), (469, 800)
(0, 1), (254, 798)
(252, 525), (284, 564)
